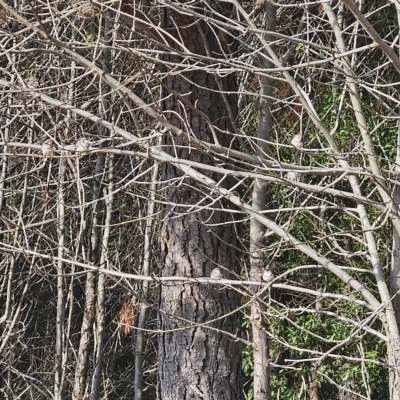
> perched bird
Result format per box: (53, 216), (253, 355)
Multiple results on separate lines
(42, 139), (54, 159)
(286, 171), (300, 181)
(76, 138), (90, 153)
(291, 133), (303, 149)
(210, 268), (223, 280)
(27, 76), (39, 89)
(262, 268), (274, 283)
(252, 310), (261, 321)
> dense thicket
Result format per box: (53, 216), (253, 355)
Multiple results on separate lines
(1, 0), (400, 399)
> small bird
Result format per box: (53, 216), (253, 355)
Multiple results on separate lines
(253, 310), (261, 321)
(286, 171), (300, 181)
(291, 133), (303, 149)
(262, 268), (274, 283)
(42, 139), (54, 159)
(27, 76), (39, 89)
(76, 138), (90, 153)
(210, 268), (223, 280)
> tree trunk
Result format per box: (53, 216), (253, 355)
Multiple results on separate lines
(250, 3), (276, 400)
(159, 4), (243, 400)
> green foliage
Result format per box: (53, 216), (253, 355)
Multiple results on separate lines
(242, 346), (254, 377)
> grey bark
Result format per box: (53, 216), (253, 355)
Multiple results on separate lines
(91, 13), (113, 400)
(55, 156), (66, 400)
(134, 147), (160, 400)
(249, 3), (276, 400)
(73, 68), (110, 400)
(73, 273), (96, 400)
(159, 206), (242, 399)
(159, 4), (243, 400)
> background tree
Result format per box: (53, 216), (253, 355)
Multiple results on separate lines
(1, 0), (400, 399)
(158, 3), (243, 400)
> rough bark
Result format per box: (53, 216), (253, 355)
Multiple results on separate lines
(159, 209), (242, 400)
(159, 4), (243, 400)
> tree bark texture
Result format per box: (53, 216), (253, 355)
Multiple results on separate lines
(159, 4), (243, 400)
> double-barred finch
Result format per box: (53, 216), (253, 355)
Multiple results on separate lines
(210, 267), (223, 280)
(291, 133), (303, 149)
(262, 268), (274, 283)
(76, 138), (90, 153)
(27, 76), (39, 89)
(286, 171), (300, 181)
(42, 139), (54, 159)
